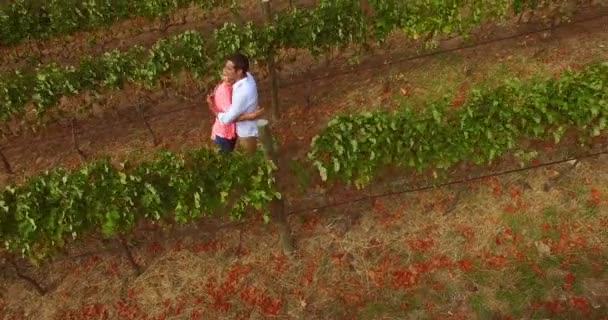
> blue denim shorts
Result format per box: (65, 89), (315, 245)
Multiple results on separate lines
(214, 135), (237, 153)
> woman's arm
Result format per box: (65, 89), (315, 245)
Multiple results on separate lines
(206, 94), (220, 115)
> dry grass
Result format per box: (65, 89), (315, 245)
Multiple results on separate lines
(4, 154), (607, 319)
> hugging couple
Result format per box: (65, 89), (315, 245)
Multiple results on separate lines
(206, 53), (264, 154)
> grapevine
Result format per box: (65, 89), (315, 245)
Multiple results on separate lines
(308, 62), (608, 188)
(0, 149), (278, 259)
(0, 0), (236, 46)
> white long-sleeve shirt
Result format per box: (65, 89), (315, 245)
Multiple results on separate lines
(218, 72), (258, 138)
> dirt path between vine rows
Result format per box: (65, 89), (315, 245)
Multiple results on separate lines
(0, 0), (315, 73)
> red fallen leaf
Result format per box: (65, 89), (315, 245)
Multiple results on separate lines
(331, 252), (349, 267)
(493, 185), (502, 196)
(368, 239), (384, 248)
(392, 269), (417, 289)
(301, 261), (317, 286)
(590, 188), (601, 205)
(239, 286), (259, 305)
(273, 254), (289, 273)
(459, 259), (474, 272)
(430, 255), (454, 268)
(211, 300), (231, 313)
(191, 310), (203, 320)
(173, 240), (185, 252)
(565, 273), (575, 283)
(106, 260), (121, 277)
(194, 244), (207, 252)
(530, 302), (543, 311)
(368, 269), (385, 287)
(408, 238), (434, 251)
(127, 288), (142, 300)
(412, 262), (431, 274)
(303, 215), (319, 233)
(174, 301), (186, 316)
(451, 83), (468, 109)
(542, 223), (551, 232)
(380, 93), (391, 102)
(260, 298), (282, 316)
(432, 282), (445, 292)
(570, 296), (590, 314)
(531, 263), (545, 278)
(147, 242), (163, 254)
(495, 236), (504, 246)
(544, 300), (566, 315)
(461, 227), (475, 242)
(372, 198), (388, 213)
(563, 283), (573, 291)
(504, 204), (517, 213)
(510, 189), (521, 200)
(513, 233), (522, 244)
(193, 241), (220, 253)
(486, 254), (507, 269)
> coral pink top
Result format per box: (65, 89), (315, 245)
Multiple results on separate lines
(211, 82), (236, 140)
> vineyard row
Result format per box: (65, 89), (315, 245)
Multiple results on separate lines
(0, 0), (235, 46)
(309, 61), (608, 187)
(0, 149), (277, 259)
(2, 0), (602, 126)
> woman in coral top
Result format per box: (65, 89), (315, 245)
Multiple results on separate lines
(207, 77), (262, 153)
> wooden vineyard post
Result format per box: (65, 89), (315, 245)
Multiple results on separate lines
(136, 100), (159, 146)
(71, 118), (88, 161)
(257, 119), (295, 256)
(261, 0), (280, 121)
(10, 256), (47, 295)
(543, 159), (580, 192)
(0, 147), (13, 174)
(118, 235), (142, 275)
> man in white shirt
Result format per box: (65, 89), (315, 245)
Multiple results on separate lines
(207, 54), (260, 154)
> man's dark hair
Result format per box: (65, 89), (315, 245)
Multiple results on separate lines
(227, 53), (249, 73)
